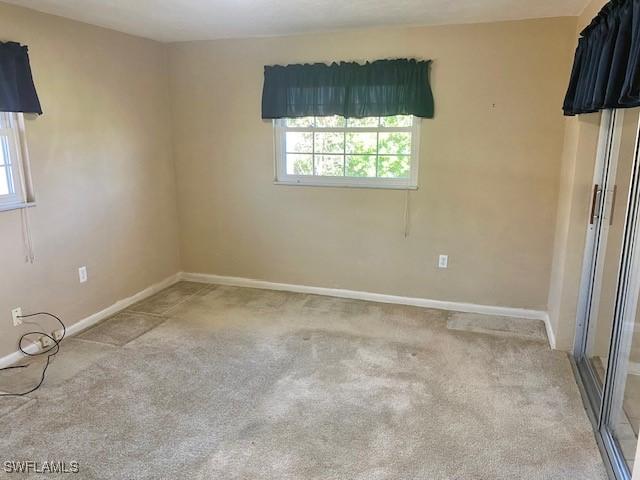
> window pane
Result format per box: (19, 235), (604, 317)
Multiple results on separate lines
(286, 154), (313, 175)
(381, 115), (413, 127)
(346, 132), (377, 155)
(378, 156), (410, 178)
(0, 166), (10, 195)
(378, 132), (411, 155)
(346, 117), (379, 128)
(314, 132), (344, 154)
(0, 135), (10, 166)
(286, 117), (314, 128)
(315, 155), (344, 176)
(315, 116), (346, 128)
(286, 131), (312, 153)
(346, 155), (376, 177)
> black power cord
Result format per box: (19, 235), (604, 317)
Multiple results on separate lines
(0, 312), (66, 397)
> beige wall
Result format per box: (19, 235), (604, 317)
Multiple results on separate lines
(0, 5), (586, 360)
(547, 0), (608, 351)
(168, 17), (576, 311)
(0, 3), (181, 358)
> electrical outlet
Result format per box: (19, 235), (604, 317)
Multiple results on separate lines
(11, 307), (22, 326)
(438, 255), (448, 269)
(78, 266), (88, 283)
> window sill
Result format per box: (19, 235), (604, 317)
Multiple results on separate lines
(274, 181), (418, 190)
(0, 202), (36, 213)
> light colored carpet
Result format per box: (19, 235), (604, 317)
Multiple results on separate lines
(0, 282), (607, 479)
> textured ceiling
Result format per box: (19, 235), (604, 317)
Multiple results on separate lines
(6, 0), (592, 42)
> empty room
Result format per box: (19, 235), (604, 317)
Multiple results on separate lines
(1, 0), (640, 478)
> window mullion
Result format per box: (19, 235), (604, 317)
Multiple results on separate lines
(343, 131), (346, 177)
(375, 118), (380, 178)
(312, 122), (316, 176)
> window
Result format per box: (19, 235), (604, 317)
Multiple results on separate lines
(0, 112), (31, 209)
(274, 115), (420, 189)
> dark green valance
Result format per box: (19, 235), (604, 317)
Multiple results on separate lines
(261, 59), (434, 119)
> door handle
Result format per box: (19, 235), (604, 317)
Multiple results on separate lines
(590, 184), (603, 225)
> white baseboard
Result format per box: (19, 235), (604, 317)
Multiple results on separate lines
(0, 272), (181, 369)
(180, 272), (554, 348)
(542, 313), (557, 350)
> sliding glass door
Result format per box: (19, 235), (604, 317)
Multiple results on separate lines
(574, 108), (640, 479)
(574, 109), (618, 412)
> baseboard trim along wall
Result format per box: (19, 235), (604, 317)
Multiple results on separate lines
(180, 272), (557, 349)
(0, 272), (181, 369)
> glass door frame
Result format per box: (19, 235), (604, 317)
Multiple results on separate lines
(602, 114), (640, 476)
(573, 108), (640, 480)
(573, 109), (615, 414)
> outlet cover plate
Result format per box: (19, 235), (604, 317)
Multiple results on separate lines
(11, 307), (22, 326)
(78, 266), (88, 283)
(39, 335), (53, 349)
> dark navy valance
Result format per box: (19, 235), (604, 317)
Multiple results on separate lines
(261, 59), (434, 119)
(0, 42), (42, 115)
(563, 0), (640, 116)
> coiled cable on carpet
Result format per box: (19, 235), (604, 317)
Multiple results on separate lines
(0, 312), (66, 397)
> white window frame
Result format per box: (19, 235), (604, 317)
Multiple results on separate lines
(0, 112), (33, 211)
(274, 116), (421, 189)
